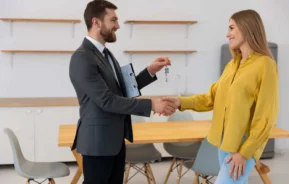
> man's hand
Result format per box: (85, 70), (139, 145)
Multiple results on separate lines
(226, 153), (247, 180)
(161, 97), (181, 109)
(151, 98), (177, 116)
(147, 57), (171, 76)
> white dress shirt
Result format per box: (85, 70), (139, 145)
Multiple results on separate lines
(86, 36), (119, 84)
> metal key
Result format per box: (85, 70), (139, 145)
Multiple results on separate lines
(165, 66), (169, 82)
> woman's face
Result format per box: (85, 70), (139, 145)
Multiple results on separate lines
(226, 19), (245, 50)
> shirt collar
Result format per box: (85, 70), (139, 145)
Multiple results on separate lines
(85, 36), (105, 53)
(235, 51), (259, 62)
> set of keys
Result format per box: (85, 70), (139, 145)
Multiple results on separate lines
(164, 66), (169, 82)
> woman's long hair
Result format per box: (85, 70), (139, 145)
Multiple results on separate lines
(230, 9), (273, 59)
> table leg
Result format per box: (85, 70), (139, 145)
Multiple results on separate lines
(70, 147), (83, 184)
(71, 167), (82, 184)
(255, 161), (272, 184)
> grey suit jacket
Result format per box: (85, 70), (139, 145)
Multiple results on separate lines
(69, 38), (157, 156)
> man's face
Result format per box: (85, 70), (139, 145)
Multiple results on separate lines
(99, 8), (119, 42)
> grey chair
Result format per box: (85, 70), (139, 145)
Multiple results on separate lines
(183, 138), (220, 184)
(4, 128), (70, 184)
(124, 115), (161, 184)
(163, 111), (201, 184)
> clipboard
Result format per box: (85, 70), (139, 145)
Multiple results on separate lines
(120, 63), (141, 98)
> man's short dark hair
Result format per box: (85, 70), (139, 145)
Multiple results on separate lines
(84, 0), (117, 30)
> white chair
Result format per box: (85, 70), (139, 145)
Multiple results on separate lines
(4, 128), (70, 184)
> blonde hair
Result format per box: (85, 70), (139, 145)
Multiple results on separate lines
(230, 9), (273, 59)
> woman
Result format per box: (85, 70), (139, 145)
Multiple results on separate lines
(164, 9), (278, 183)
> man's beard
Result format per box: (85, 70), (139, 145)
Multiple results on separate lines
(100, 26), (116, 43)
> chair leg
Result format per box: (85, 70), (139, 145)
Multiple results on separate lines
(255, 161), (272, 184)
(48, 178), (56, 184)
(176, 159), (184, 184)
(164, 157), (176, 184)
(146, 164), (156, 184)
(123, 163), (131, 184)
(201, 179), (207, 184)
(192, 172), (200, 184)
(144, 164), (151, 184)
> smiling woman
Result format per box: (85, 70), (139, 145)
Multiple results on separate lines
(163, 9), (279, 184)
(227, 9), (273, 62)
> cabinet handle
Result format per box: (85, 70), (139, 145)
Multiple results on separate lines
(26, 109), (32, 114)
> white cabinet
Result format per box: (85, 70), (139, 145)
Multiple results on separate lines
(0, 106), (79, 165)
(1, 107), (198, 164)
(34, 107), (79, 162)
(0, 108), (35, 164)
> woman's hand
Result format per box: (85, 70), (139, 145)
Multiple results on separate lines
(226, 153), (246, 180)
(161, 97), (181, 109)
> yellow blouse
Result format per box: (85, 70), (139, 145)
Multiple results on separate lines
(180, 52), (279, 161)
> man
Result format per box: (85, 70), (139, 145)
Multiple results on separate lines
(69, 0), (177, 183)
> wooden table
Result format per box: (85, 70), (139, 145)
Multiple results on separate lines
(58, 120), (289, 184)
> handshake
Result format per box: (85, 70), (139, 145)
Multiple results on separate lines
(151, 97), (181, 116)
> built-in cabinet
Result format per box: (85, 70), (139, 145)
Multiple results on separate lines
(0, 105), (176, 164)
(0, 106), (79, 164)
(0, 97), (213, 165)
(0, 108), (35, 164)
(34, 107), (79, 162)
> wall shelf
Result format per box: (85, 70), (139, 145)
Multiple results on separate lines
(124, 50), (197, 54)
(124, 20), (197, 38)
(1, 50), (74, 53)
(137, 95), (176, 99)
(0, 97), (79, 107)
(0, 18), (81, 37)
(124, 50), (197, 65)
(124, 20), (197, 24)
(0, 96), (175, 107)
(0, 18), (81, 23)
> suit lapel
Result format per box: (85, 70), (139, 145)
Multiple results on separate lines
(107, 50), (122, 80)
(82, 38), (121, 89)
(107, 50), (127, 95)
(92, 47), (121, 88)
(93, 49), (115, 77)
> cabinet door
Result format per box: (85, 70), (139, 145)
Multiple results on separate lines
(0, 108), (35, 164)
(34, 107), (79, 162)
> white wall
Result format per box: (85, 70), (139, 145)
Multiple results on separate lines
(0, 0), (289, 150)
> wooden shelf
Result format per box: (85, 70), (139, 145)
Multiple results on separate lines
(124, 20), (197, 24)
(1, 50), (74, 53)
(124, 50), (197, 54)
(124, 20), (197, 38)
(0, 96), (176, 107)
(0, 18), (81, 23)
(1, 18), (80, 37)
(137, 95), (176, 99)
(0, 97), (79, 107)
